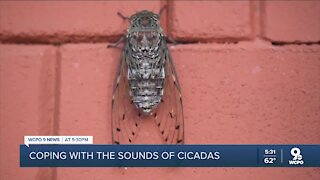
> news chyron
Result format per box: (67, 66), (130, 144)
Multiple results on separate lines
(21, 136), (320, 167)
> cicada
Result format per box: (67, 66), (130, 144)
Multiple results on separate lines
(110, 9), (184, 144)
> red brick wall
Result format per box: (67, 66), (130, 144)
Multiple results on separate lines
(0, 1), (319, 180)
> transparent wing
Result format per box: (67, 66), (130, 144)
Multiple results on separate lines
(154, 47), (184, 144)
(111, 50), (142, 144)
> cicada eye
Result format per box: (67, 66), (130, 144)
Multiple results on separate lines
(153, 14), (160, 21)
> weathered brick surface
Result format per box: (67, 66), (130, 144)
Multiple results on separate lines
(171, 42), (320, 144)
(55, 43), (320, 179)
(0, 45), (57, 180)
(262, 1), (320, 42)
(169, 1), (252, 41)
(58, 44), (117, 144)
(0, 1), (161, 43)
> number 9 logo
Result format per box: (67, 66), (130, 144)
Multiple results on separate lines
(291, 147), (302, 160)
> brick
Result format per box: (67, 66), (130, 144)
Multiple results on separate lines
(0, 1), (161, 43)
(169, 1), (252, 41)
(262, 1), (320, 42)
(0, 45), (57, 180)
(59, 44), (114, 143)
(170, 42), (320, 144)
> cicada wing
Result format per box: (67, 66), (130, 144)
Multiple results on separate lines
(112, 51), (141, 144)
(154, 48), (184, 144)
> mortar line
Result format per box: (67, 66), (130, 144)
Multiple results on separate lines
(51, 46), (61, 180)
(53, 46), (61, 136)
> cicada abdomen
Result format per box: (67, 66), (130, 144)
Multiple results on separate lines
(111, 10), (184, 144)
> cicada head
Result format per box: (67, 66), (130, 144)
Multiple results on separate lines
(129, 10), (162, 31)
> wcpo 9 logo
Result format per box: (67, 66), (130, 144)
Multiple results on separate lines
(288, 147), (304, 165)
